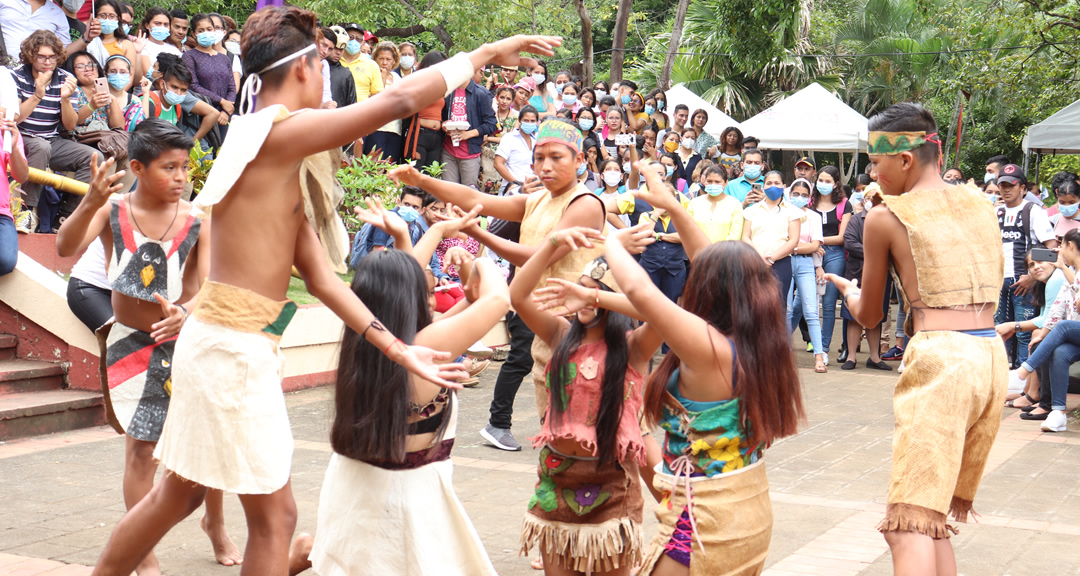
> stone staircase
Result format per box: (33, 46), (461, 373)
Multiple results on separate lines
(0, 334), (105, 441)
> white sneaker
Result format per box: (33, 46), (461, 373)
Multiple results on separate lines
(467, 340), (493, 359)
(1008, 369), (1028, 394)
(823, 354), (829, 367)
(1042, 409), (1067, 432)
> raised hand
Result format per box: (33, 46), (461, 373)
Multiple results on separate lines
(133, 31), (148, 53)
(825, 274), (858, 298)
(550, 226), (604, 251)
(92, 90), (111, 109)
(534, 277), (591, 315)
(484, 35), (562, 70)
(353, 196), (408, 240)
(86, 153), (125, 207)
(60, 77), (78, 99)
(438, 203), (483, 237)
(609, 220), (655, 254)
(150, 294), (186, 341)
(632, 159), (677, 211)
(441, 245), (474, 277)
(139, 76), (152, 93)
(387, 164), (424, 188)
(389, 343), (468, 389)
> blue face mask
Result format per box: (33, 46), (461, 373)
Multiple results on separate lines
(122, 23), (131, 35)
(1061, 202), (1080, 218)
(145, 70), (155, 82)
(644, 105), (655, 115)
(107, 73), (129, 90)
(345, 40), (362, 56)
(196, 31), (216, 47)
(397, 206), (420, 223)
(555, 83), (565, 94)
(764, 186), (784, 201)
(705, 184), (724, 197)
(99, 19), (119, 35)
(657, 100), (665, 111)
(577, 162), (587, 176)
(791, 196), (809, 208)
(620, 94), (631, 105)
(163, 90), (185, 106)
(150, 26), (171, 42)
(664, 165), (674, 178)
(817, 182), (834, 195)
(851, 192), (865, 204)
(520, 122), (538, 135)
(562, 94), (577, 105)
(579, 118), (594, 131)
(743, 164), (761, 180)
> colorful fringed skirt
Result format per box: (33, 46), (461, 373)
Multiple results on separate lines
(520, 445), (644, 573)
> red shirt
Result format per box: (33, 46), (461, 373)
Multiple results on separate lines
(443, 88), (479, 160)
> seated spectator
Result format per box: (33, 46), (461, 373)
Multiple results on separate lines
(13, 30), (98, 221)
(0, 113), (29, 274)
(63, 51), (129, 174)
(1, 0), (72, 61)
(84, 0), (136, 69)
(134, 53), (218, 145)
(350, 187), (444, 282)
(181, 13), (235, 120)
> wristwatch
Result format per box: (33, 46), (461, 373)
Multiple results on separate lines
(1015, 322), (1022, 333)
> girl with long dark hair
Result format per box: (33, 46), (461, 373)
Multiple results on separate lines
(807, 164), (851, 362)
(514, 225), (662, 575)
(609, 165), (805, 575)
(308, 243), (510, 575)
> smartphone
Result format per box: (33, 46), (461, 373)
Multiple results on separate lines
(1031, 247), (1058, 263)
(94, 77), (109, 95)
(751, 182), (764, 192)
(614, 134), (636, 146)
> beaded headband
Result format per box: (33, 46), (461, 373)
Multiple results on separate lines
(535, 120), (583, 154)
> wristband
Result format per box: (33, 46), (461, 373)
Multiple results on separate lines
(594, 287), (600, 310)
(382, 338), (403, 356)
(435, 52), (475, 98)
(550, 234), (559, 247)
(177, 303), (188, 318)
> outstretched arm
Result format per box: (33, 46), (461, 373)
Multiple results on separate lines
(390, 164), (528, 222)
(416, 258), (510, 359)
(56, 154), (124, 257)
(267, 36), (561, 160)
(293, 221), (466, 388)
(631, 160), (710, 260)
(827, 207), (895, 329)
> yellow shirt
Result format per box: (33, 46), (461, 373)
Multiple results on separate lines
(615, 188), (690, 228)
(341, 55), (384, 101)
(686, 193), (744, 242)
(742, 200), (804, 257)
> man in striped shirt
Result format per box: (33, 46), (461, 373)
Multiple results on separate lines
(12, 30), (97, 219)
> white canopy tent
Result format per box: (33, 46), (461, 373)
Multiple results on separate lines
(739, 83), (869, 181)
(665, 84), (740, 138)
(1023, 97), (1080, 154)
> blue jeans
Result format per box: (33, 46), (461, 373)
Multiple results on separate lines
(787, 255), (823, 355)
(792, 245), (844, 352)
(1021, 320), (1080, 411)
(996, 277), (1038, 367)
(0, 215), (17, 276)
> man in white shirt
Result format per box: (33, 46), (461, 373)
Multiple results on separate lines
(995, 163), (1057, 367)
(1, 0), (72, 58)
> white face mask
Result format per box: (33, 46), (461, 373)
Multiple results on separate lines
(225, 41), (240, 55)
(603, 172), (622, 187)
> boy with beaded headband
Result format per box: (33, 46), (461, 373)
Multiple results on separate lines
(827, 102), (1006, 575)
(89, 6), (560, 575)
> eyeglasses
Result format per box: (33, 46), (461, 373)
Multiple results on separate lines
(73, 64), (96, 71)
(97, 14), (118, 20)
(790, 193), (811, 199)
(35, 55), (58, 63)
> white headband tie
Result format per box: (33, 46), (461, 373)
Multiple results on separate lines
(239, 44), (318, 115)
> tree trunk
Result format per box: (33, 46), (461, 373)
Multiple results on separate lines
(609, 0), (633, 83)
(572, 0), (594, 87)
(659, 0), (690, 90)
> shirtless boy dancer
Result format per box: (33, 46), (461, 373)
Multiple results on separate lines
(90, 7), (559, 575)
(827, 102), (1006, 576)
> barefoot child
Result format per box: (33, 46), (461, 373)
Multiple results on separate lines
(513, 226), (663, 575)
(89, 7), (559, 575)
(56, 119), (242, 572)
(828, 103), (1006, 575)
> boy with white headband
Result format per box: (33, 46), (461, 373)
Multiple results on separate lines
(89, 6), (559, 575)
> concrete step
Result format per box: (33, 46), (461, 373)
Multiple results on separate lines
(0, 389), (105, 441)
(0, 359), (66, 395)
(0, 333), (17, 361)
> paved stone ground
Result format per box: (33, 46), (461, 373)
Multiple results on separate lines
(1, 344), (1080, 575)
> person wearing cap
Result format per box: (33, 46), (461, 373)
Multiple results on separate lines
(340, 22), (383, 102)
(995, 163), (1057, 367)
(512, 77), (534, 112)
(320, 27), (356, 112)
(794, 155), (816, 183)
(500, 65), (520, 86)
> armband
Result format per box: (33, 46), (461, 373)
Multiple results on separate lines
(435, 53), (475, 98)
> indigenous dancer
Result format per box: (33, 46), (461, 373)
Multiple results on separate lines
(309, 240), (510, 575)
(512, 225), (662, 575)
(610, 163), (804, 575)
(88, 6), (559, 575)
(389, 118), (608, 417)
(827, 102), (1006, 575)
(56, 120), (243, 573)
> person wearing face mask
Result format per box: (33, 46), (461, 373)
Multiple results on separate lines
(784, 179), (828, 373)
(395, 41), (417, 77)
(181, 13), (236, 124)
(577, 139), (602, 192)
(84, 0), (135, 70)
(135, 8), (180, 84)
(64, 50), (128, 180)
(57, 0), (92, 53)
(480, 86), (519, 193)
(799, 165), (851, 363)
(136, 54), (220, 148)
(1052, 181), (1080, 238)
(527, 60), (557, 118)
(494, 106), (538, 193)
(319, 28), (357, 113)
(350, 187), (446, 285)
(222, 29), (242, 89)
(686, 164), (744, 243)
(742, 170), (802, 315)
(555, 82), (583, 115)
(575, 107), (600, 148)
(674, 127), (702, 186)
(596, 158), (629, 228)
(339, 22), (383, 102)
(726, 147), (766, 203)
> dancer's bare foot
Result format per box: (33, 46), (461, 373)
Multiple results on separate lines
(135, 552), (161, 576)
(530, 555), (544, 570)
(289, 533), (314, 576)
(201, 514), (243, 566)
